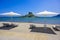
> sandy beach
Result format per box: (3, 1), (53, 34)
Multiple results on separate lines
(0, 22), (60, 40)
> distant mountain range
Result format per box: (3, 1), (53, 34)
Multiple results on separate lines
(54, 14), (60, 17)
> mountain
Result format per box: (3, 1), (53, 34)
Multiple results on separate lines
(54, 14), (60, 17)
(21, 12), (39, 18)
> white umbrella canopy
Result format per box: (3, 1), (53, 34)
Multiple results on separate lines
(36, 10), (59, 17)
(0, 12), (21, 23)
(0, 12), (21, 16)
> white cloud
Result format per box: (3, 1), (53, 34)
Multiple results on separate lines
(0, 12), (21, 16)
(36, 10), (59, 17)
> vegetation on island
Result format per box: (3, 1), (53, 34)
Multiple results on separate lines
(20, 12), (39, 18)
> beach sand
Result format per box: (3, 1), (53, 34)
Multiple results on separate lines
(0, 22), (60, 40)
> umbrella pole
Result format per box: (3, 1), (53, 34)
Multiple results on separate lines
(44, 17), (47, 29)
(11, 16), (13, 24)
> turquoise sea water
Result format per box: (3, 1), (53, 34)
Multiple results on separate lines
(0, 17), (60, 24)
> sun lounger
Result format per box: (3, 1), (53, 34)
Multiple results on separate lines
(3, 23), (17, 27)
(53, 25), (60, 31)
(0, 23), (18, 30)
(29, 24), (36, 29)
(3, 23), (10, 27)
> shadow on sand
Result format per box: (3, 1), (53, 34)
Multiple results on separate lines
(0, 23), (17, 30)
(30, 25), (56, 35)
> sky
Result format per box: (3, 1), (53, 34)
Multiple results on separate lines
(0, 0), (60, 16)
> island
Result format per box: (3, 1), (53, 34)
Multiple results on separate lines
(20, 12), (39, 18)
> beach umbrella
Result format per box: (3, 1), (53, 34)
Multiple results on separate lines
(0, 12), (21, 24)
(36, 10), (59, 27)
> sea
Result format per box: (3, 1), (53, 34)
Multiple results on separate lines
(0, 17), (60, 24)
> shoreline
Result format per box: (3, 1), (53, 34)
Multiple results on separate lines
(0, 21), (60, 25)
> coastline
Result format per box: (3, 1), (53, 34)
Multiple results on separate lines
(0, 21), (60, 26)
(0, 21), (60, 25)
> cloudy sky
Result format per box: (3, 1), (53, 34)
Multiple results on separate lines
(0, 0), (60, 16)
